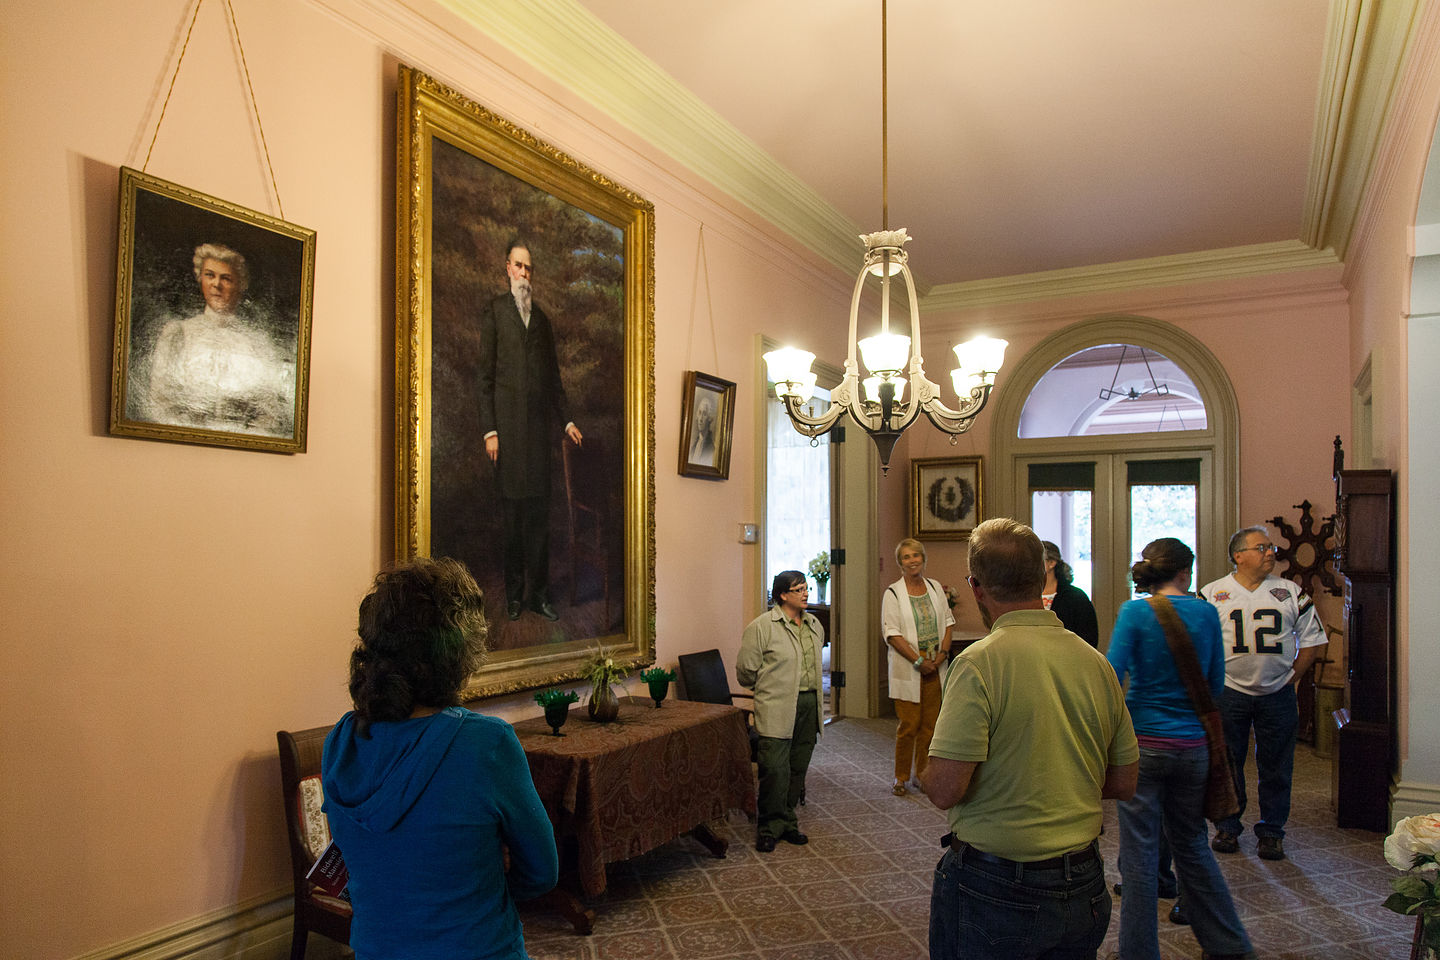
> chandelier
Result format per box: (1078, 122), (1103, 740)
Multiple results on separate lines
(762, 0), (1007, 471)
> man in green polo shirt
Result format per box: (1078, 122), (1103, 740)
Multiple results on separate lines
(924, 518), (1138, 960)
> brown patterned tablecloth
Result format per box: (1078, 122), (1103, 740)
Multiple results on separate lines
(512, 696), (756, 897)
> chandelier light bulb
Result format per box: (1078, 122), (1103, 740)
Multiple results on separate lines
(951, 367), (985, 397)
(864, 375), (907, 403)
(763, 346), (816, 391)
(858, 332), (910, 376)
(954, 335), (1009, 375)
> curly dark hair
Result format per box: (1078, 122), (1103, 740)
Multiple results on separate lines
(1130, 538), (1195, 594)
(348, 557), (487, 734)
(1041, 540), (1075, 587)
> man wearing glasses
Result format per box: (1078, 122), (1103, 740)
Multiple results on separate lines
(1200, 526), (1327, 861)
(736, 571), (825, 852)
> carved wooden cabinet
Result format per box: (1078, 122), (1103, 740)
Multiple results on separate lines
(1332, 468), (1395, 831)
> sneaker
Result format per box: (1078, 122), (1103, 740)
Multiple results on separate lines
(1257, 836), (1285, 860)
(1169, 900), (1190, 925)
(1210, 830), (1240, 853)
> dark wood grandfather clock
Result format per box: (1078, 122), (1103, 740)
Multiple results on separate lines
(1330, 437), (1396, 831)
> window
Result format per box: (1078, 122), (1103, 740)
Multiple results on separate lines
(764, 386), (831, 599)
(1019, 344), (1207, 438)
(989, 317), (1239, 644)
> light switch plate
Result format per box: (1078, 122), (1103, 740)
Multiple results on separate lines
(738, 523), (758, 543)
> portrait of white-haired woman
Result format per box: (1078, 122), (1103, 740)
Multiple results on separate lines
(143, 242), (295, 437)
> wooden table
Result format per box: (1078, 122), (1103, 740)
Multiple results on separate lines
(512, 696), (756, 932)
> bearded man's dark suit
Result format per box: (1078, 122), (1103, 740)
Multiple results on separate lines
(476, 290), (572, 610)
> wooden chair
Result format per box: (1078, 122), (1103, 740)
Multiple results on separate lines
(677, 648), (758, 762)
(276, 726), (351, 960)
(561, 439), (610, 625)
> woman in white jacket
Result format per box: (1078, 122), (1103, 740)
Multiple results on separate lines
(881, 538), (955, 796)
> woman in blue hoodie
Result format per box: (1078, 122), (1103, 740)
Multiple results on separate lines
(322, 557), (558, 960)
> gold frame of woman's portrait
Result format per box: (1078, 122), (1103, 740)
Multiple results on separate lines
(910, 455), (985, 541)
(109, 167), (316, 453)
(395, 66), (656, 699)
(677, 370), (736, 480)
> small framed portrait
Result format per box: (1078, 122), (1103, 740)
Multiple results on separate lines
(677, 371), (735, 480)
(911, 456), (984, 540)
(109, 167), (316, 453)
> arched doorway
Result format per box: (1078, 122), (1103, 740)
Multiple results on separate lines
(988, 316), (1240, 645)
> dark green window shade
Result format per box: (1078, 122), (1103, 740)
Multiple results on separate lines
(1028, 462), (1096, 489)
(1128, 459), (1200, 485)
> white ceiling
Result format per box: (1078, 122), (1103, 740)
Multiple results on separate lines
(441, 0), (1421, 301)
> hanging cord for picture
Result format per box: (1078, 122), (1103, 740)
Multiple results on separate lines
(686, 224), (721, 372)
(142, 0), (286, 219)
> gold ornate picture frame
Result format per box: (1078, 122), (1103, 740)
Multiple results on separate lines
(677, 370), (735, 480)
(109, 167), (316, 453)
(395, 66), (655, 698)
(911, 456), (984, 540)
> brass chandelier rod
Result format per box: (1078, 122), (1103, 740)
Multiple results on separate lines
(882, 0), (888, 231)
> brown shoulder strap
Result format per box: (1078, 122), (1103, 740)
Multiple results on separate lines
(1146, 595), (1218, 717)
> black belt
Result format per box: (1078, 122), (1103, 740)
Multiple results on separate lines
(941, 833), (1098, 872)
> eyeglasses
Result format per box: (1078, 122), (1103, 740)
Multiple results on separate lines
(1236, 543), (1278, 555)
(787, 584), (809, 594)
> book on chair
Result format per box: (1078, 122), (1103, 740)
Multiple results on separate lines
(305, 840), (350, 900)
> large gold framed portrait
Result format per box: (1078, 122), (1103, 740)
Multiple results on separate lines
(395, 66), (655, 698)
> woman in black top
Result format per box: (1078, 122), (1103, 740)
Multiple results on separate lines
(1042, 540), (1099, 646)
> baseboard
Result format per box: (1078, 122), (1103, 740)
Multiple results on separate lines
(67, 892), (350, 960)
(1391, 777), (1440, 824)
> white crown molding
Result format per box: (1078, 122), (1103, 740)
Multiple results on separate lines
(366, 0), (1417, 303)
(919, 241), (1342, 311)
(431, 0), (863, 274)
(1345, 0), (1440, 284)
(1302, 0), (1426, 259)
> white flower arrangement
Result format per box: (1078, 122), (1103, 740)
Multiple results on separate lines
(1382, 813), (1440, 953)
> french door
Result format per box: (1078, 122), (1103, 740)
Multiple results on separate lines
(1016, 450), (1218, 648)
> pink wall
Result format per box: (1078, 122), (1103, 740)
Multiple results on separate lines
(0, 1), (854, 956)
(3, 0), (1428, 955)
(1340, 4), (1440, 765)
(886, 272), (1353, 645)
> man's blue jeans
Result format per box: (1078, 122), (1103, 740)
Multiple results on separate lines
(1216, 685), (1297, 840)
(1119, 745), (1253, 960)
(929, 842), (1110, 960)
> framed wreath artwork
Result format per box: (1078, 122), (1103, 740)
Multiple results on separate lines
(910, 456), (984, 540)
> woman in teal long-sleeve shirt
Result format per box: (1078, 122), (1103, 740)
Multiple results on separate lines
(322, 558), (558, 960)
(1106, 539), (1253, 960)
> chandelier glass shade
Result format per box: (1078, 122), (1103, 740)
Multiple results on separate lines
(763, 229), (1007, 469)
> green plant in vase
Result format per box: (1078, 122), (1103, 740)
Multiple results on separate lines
(582, 645), (628, 722)
(640, 666), (675, 707)
(533, 688), (579, 736)
(808, 550), (831, 604)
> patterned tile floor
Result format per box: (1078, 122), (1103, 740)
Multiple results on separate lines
(521, 716), (1414, 960)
